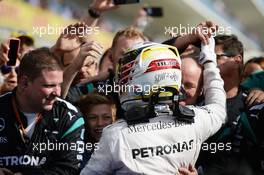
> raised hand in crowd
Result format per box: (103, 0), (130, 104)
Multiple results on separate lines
(190, 21), (218, 45)
(199, 35), (216, 65)
(51, 22), (88, 56)
(0, 36), (33, 67)
(89, 0), (118, 12)
(50, 21), (104, 99)
(86, 0), (119, 26)
(61, 40), (103, 98)
(133, 7), (153, 31)
(0, 43), (9, 66)
(0, 42), (20, 66)
(171, 21), (218, 52)
(73, 41), (103, 76)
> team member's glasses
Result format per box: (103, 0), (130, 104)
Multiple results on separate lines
(216, 53), (236, 60)
(0, 65), (19, 75)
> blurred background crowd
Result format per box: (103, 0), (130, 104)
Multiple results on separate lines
(0, 0), (264, 175)
(0, 0), (263, 60)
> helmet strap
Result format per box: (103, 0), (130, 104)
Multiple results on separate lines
(124, 87), (179, 125)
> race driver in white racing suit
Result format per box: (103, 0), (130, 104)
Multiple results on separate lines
(81, 37), (226, 175)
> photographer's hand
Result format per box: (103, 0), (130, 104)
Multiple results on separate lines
(85, 0), (119, 26)
(0, 43), (9, 66)
(90, 0), (118, 12)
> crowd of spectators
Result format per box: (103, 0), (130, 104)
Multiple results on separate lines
(0, 0), (263, 175)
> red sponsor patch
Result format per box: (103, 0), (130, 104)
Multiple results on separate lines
(145, 58), (180, 73)
(119, 61), (135, 85)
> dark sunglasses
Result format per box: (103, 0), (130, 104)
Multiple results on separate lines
(216, 53), (236, 60)
(0, 65), (19, 75)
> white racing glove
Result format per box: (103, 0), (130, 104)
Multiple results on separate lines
(199, 37), (216, 65)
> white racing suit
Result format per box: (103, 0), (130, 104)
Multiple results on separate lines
(80, 62), (226, 175)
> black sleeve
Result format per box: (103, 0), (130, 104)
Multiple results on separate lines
(22, 102), (85, 175)
(162, 36), (201, 54)
(162, 37), (179, 45)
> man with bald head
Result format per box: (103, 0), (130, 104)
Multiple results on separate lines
(180, 45), (203, 106)
(180, 57), (203, 106)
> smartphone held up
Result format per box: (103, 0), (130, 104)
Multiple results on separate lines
(143, 7), (163, 17)
(113, 0), (140, 5)
(7, 39), (20, 66)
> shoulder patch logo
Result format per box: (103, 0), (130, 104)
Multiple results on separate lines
(67, 112), (76, 120)
(0, 118), (5, 132)
(56, 97), (78, 113)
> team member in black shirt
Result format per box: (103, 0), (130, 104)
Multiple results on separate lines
(0, 48), (85, 175)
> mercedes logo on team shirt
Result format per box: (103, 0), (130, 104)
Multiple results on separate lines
(0, 118), (5, 132)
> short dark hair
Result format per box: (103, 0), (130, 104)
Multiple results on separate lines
(215, 34), (244, 59)
(77, 93), (116, 116)
(18, 47), (63, 80)
(245, 56), (264, 69)
(17, 35), (34, 47)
